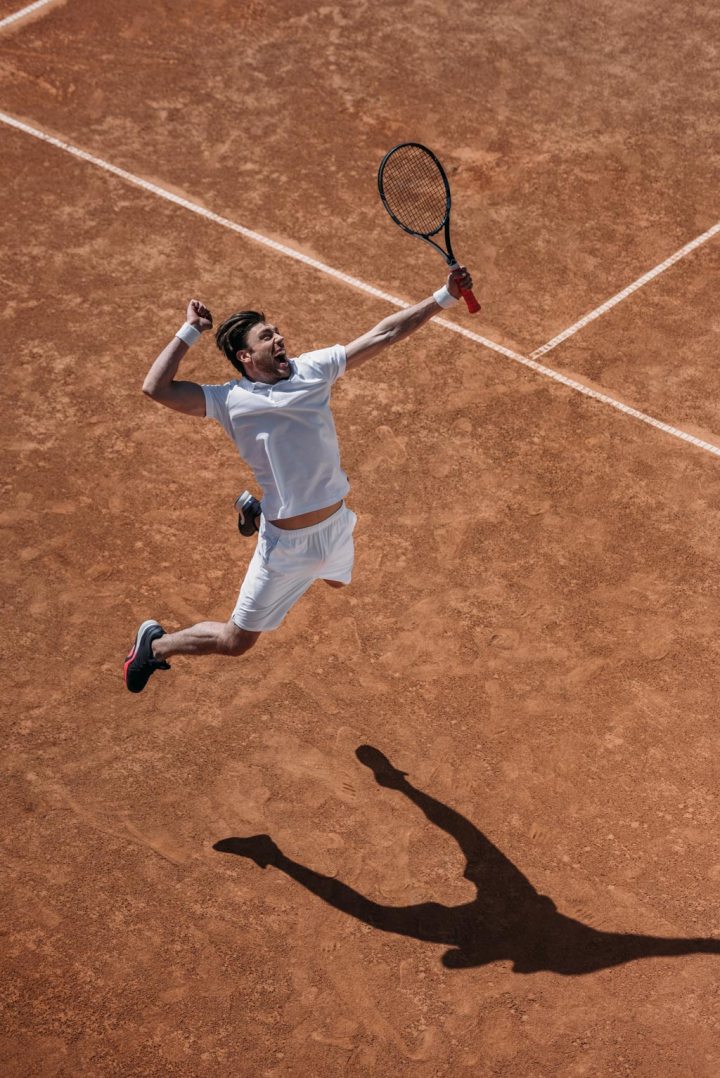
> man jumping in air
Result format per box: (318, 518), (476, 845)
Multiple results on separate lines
(123, 266), (474, 692)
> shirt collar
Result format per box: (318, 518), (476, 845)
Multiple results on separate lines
(241, 360), (296, 391)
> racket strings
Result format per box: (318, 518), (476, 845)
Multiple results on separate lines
(380, 145), (448, 236)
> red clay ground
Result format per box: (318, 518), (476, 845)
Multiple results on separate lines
(2, 1), (719, 1075)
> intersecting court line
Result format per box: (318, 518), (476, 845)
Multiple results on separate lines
(0, 0), (57, 31)
(531, 222), (720, 359)
(1, 108), (720, 461)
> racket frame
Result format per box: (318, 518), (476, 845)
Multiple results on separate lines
(378, 142), (457, 264)
(378, 142), (480, 313)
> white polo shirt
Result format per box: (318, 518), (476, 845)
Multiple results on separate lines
(202, 344), (350, 521)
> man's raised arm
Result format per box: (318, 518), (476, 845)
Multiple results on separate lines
(142, 299), (213, 416)
(344, 266), (474, 372)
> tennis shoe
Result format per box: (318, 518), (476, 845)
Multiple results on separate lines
(235, 490), (262, 537)
(124, 619), (170, 694)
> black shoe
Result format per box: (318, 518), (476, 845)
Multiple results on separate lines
(124, 619), (170, 693)
(235, 490), (262, 537)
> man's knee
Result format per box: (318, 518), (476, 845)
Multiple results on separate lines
(219, 622), (260, 657)
(323, 579), (347, 590)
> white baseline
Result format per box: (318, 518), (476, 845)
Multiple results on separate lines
(0, 0), (58, 32)
(1, 108), (719, 462)
(531, 222), (720, 359)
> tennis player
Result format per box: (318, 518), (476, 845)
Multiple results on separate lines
(124, 266), (474, 692)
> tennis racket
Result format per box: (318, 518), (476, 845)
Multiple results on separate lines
(378, 142), (480, 314)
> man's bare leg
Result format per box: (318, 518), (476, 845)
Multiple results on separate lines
(153, 620), (260, 660)
(126, 580), (338, 693)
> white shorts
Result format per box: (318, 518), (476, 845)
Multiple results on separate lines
(231, 504), (357, 632)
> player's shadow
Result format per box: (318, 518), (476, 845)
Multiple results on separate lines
(213, 745), (720, 974)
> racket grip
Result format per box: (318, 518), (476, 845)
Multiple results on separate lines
(461, 287), (481, 314)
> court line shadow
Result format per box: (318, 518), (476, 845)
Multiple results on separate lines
(213, 745), (720, 974)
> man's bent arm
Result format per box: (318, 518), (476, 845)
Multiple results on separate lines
(142, 299), (212, 416)
(344, 266), (474, 371)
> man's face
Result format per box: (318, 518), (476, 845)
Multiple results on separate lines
(239, 322), (290, 384)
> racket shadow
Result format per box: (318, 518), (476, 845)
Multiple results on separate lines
(213, 747), (720, 975)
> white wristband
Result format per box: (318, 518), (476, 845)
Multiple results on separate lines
(175, 321), (202, 346)
(433, 285), (459, 309)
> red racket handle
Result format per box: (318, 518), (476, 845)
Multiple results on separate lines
(461, 287), (481, 314)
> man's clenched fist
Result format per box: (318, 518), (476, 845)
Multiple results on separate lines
(187, 299), (213, 332)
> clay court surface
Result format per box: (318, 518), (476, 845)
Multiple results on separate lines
(2, 0), (720, 1074)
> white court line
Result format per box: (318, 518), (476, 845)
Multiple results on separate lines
(0, 110), (505, 347)
(0, 0), (57, 31)
(531, 222), (720, 359)
(2, 108), (720, 461)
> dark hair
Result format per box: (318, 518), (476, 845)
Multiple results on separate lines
(215, 310), (265, 376)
